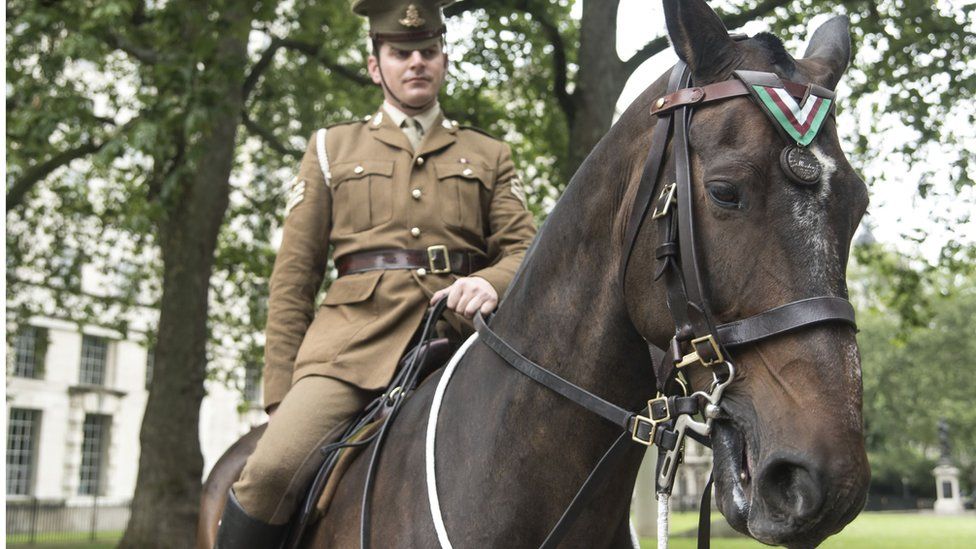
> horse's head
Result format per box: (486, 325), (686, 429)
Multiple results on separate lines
(624, 1), (870, 546)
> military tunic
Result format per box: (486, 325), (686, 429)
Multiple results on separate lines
(262, 106), (537, 411)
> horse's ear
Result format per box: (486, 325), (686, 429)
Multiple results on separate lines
(802, 16), (851, 90)
(663, 0), (740, 82)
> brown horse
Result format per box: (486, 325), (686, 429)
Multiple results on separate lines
(200, 1), (870, 547)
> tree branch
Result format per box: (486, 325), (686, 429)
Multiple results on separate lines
(277, 38), (372, 87)
(241, 111), (302, 159)
(447, 0), (576, 123)
(622, 36), (669, 76)
(622, 0), (794, 76)
(518, 1), (574, 125)
(243, 38), (284, 102)
(717, 0), (794, 30)
(102, 31), (164, 65)
(7, 141), (106, 211)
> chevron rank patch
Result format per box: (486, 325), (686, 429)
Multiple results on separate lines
(509, 175), (527, 207)
(752, 86), (832, 146)
(285, 177), (306, 216)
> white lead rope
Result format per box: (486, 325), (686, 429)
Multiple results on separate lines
(657, 491), (671, 549)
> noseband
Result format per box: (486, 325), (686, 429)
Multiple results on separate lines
(474, 57), (857, 548)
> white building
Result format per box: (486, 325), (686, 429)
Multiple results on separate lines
(5, 315), (265, 511)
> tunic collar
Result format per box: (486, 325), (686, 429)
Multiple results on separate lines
(382, 100), (441, 135)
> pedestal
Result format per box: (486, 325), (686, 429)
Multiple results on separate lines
(933, 463), (964, 514)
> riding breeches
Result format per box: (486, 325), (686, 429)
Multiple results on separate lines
(232, 375), (376, 524)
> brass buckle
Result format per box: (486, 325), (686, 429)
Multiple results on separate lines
(676, 334), (724, 368)
(631, 416), (654, 446)
(427, 245), (451, 274)
(631, 396), (671, 446)
(651, 183), (677, 219)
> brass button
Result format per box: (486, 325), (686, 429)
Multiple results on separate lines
(410, 227), (421, 237)
(655, 97), (667, 109)
(354, 165), (364, 174)
(411, 188), (422, 199)
(462, 168), (473, 177)
(415, 156), (425, 166)
(416, 268), (427, 276)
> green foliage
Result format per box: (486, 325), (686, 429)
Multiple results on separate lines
(767, 0), (976, 199)
(6, 0), (974, 405)
(851, 245), (976, 498)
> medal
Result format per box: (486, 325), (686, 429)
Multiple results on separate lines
(780, 145), (822, 185)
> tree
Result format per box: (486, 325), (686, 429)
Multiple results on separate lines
(7, 0), (973, 544)
(851, 245), (976, 498)
(6, 1), (372, 546)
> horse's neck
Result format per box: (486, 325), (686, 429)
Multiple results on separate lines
(490, 199), (650, 410)
(440, 176), (651, 542)
(432, 87), (668, 540)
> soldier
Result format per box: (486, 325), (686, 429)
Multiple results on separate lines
(214, 0), (537, 546)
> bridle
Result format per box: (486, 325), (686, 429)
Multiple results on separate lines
(474, 52), (858, 548)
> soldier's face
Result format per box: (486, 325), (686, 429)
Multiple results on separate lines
(368, 42), (448, 112)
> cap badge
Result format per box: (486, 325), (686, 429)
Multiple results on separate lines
(399, 4), (425, 27)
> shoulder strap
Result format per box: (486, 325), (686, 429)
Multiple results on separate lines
(458, 124), (499, 140)
(315, 128), (331, 187)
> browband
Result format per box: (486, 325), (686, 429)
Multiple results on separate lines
(650, 78), (809, 116)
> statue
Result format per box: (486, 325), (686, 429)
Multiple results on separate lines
(938, 418), (952, 463)
(933, 417), (963, 513)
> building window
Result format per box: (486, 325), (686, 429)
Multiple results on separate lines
(145, 347), (154, 390)
(79, 335), (108, 386)
(78, 414), (111, 496)
(13, 326), (46, 379)
(243, 362), (261, 404)
(6, 408), (41, 496)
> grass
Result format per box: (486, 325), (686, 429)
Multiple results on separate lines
(6, 513), (974, 548)
(639, 511), (976, 548)
(6, 530), (121, 548)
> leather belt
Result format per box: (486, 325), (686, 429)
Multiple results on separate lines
(335, 246), (488, 277)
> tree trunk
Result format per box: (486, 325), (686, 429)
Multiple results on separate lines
(567, 0), (629, 175)
(119, 3), (255, 547)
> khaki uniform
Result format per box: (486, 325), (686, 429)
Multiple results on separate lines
(233, 105), (537, 523)
(262, 106), (537, 410)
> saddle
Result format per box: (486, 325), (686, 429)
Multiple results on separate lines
(283, 318), (458, 548)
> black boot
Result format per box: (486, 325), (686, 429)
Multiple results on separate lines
(214, 489), (288, 549)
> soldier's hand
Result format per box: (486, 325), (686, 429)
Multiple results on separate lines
(431, 277), (498, 319)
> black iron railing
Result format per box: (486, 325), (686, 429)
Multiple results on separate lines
(5, 497), (129, 545)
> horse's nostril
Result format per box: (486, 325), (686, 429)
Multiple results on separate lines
(757, 455), (824, 521)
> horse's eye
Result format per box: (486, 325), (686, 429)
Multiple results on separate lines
(706, 181), (741, 208)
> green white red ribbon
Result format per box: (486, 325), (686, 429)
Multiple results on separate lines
(753, 85), (832, 146)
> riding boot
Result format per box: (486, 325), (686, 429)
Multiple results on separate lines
(215, 489), (288, 549)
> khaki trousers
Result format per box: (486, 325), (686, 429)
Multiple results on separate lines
(233, 375), (376, 524)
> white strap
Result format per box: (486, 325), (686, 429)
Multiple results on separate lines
(315, 128), (331, 186)
(657, 492), (670, 549)
(425, 333), (479, 549)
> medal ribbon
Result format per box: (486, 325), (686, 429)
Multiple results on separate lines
(752, 85), (832, 146)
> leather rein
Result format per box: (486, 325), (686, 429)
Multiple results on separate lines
(473, 58), (857, 548)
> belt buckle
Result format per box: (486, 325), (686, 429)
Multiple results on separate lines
(427, 245), (451, 274)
